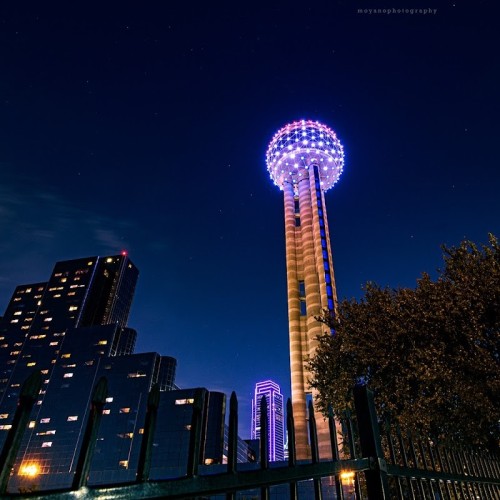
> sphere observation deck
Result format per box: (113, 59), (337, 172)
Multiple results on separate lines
(266, 119), (344, 191)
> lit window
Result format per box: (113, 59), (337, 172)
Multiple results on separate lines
(0, 414), (8, 419)
(28, 421), (36, 429)
(127, 372), (146, 378)
(138, 428), (144, 434)
(105, 397), (113, 403)
(36, 430), (56, 436)
(67, 291), (76, 296)
(41, 441), (52, 447)
(13, 297), (21, 302)
(61, 353), (71, 359)
(118, 460), (128, 468)
(40, 418), (50, 423)
(87, 261), (93, 265)
(53, 294), (61, 298)
(10, 383), (20, 388)
(43, 317), (53, 322)
(21, 326), (29, 330)
(63, 373), (73, 378)
(10, 351), (20, 356)
(26, 362), (36, 367)
(54, 273), (62, 277)
(49, 342), (58, 346)
(26, 288), (32, 293)
(14, 311), (22, 316)
(106, 258), (113, 263)
(0, 425), (12, 430)
(118, 432), (133, 439)
(97, 340), (107, 345)
(41, 369), (48, 375)
(67, 416), (78, 422)
(68, 306), (78, 311)
(119, 408), (130, 414)
(103, 409), (111, 415)
(60, 278), (67, 283)
(175, 398), (195, 405)
(10, 320), (19, 324)
(85, 360), (94, 366)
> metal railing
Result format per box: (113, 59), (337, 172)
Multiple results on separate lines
(0, 372), (499, 499)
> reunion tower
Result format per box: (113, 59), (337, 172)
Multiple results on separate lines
(266, 119), (344, 459)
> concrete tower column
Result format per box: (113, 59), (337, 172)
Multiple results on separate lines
(283, 182), (309, 457)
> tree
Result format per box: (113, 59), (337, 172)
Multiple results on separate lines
(308, 234), (500, 448)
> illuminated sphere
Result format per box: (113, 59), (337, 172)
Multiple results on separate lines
(266, 119), (344, 191)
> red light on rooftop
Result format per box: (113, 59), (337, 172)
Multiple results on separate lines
(121, 250), (128, 256)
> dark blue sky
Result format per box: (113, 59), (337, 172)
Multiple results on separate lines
(0, 1), (498, 437)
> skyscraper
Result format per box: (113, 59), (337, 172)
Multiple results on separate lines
(251, 380), (284, 461)
(266, 120), (344, 459)
(0, 254), (139, 447)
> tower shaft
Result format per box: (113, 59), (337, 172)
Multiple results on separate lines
(284, 165), (337, 460)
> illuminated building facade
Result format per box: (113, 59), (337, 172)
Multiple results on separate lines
(266, 120), (344, 459)
(251, 380), (284, 461)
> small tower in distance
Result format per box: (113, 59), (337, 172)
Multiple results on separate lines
(266, 119), (345, 459)
(251, 380), (285, 462)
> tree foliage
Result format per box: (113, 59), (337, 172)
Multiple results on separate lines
(308, 234), (499, 448)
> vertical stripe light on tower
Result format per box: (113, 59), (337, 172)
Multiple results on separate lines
(265, 119), (344, 460)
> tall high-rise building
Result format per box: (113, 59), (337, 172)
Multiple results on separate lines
(0, 254), (139, 448)
(251, 380), (284, 461)
(265, 120), (344, 459)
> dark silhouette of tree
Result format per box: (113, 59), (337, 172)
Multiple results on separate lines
(309, 234), (499, 449)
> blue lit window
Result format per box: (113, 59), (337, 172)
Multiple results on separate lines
(300, 301), (307, 316)
(298, 281), (305, 297)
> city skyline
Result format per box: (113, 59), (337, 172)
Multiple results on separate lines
(0, 3), (499, 437)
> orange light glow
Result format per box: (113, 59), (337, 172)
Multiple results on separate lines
(340, 471), (355, 481)
(19, 463), (39, 477)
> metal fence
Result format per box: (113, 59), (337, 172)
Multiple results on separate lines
(0, 371), (499, 499)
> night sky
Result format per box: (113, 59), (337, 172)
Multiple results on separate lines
(0, 1), (498, 437)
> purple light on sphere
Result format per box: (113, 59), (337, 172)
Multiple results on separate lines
(266, 119), (345, 191)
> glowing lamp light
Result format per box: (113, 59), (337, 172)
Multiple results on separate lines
(340, 470), (355, 481)
(266, 119), (344, 191)
(20, 463), (39, 477)
(121, 250), (128, 256)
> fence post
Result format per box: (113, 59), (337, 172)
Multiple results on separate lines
(0, 371), (42, 495)
(136, 383), (160, 482)
(353, 385), (390, 499)
(72, 376), (108, 490)
(260, 395), (269, 500)
(226, 392), (238, 500)
(186, 389), (205, 478)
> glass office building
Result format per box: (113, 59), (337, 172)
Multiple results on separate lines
(0, 254), (248, 493)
